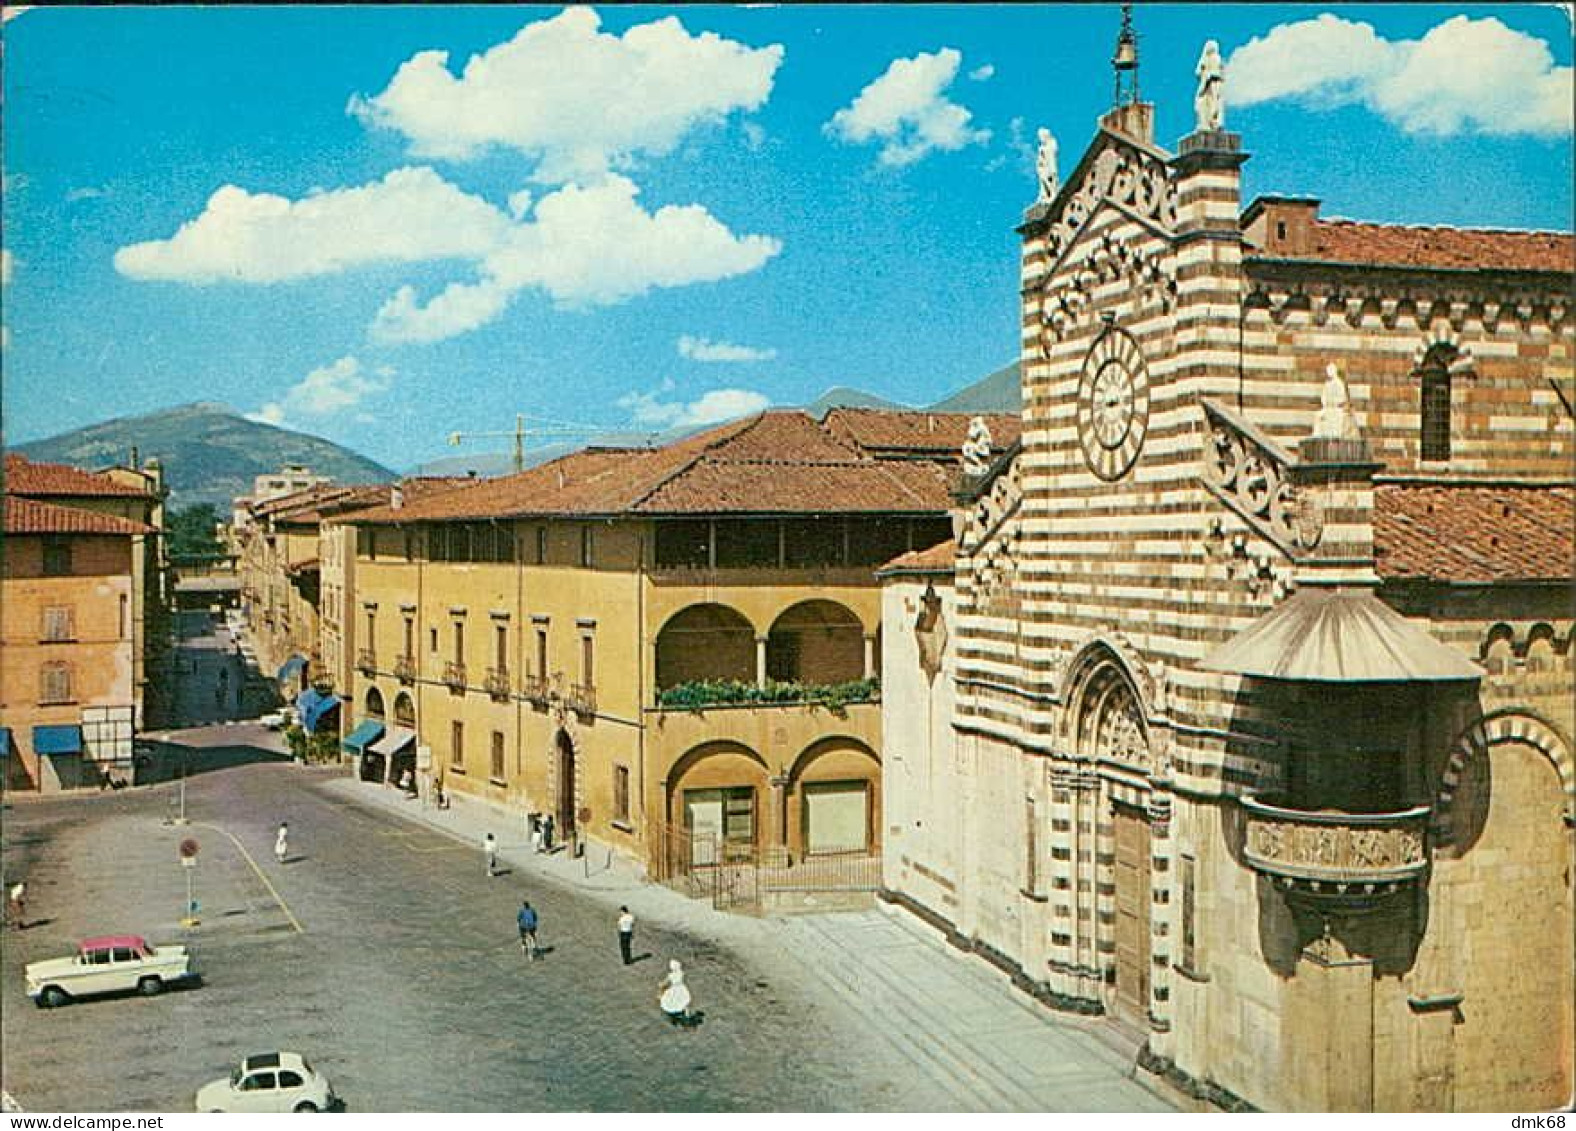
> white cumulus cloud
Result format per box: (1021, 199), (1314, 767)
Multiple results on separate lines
(825, 47), (991, 167)
(677, 334), (776, 363)
(348, 7), (783, 182)
(254, 356), (392, 425)
(371, 175), (781, 343)
(113, 167), (512, 284)
(1228, 13), (1573, 137)
(968, 63), (995, 82)
(618, 384), (771, 429)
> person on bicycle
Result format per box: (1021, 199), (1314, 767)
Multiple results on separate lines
(517, 900), (540, 960)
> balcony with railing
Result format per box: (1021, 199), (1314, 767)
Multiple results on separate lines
(442, 661), (468, 693)
(393, 654), (417, 684)
(1241, 793), (1430, 902)
(521, 672), (551, 706)
(355, 648), (377, 675)
(485, 666), (512, 701)
(567, 682), (597, 718)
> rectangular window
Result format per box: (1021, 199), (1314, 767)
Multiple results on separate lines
(1025, 796), (1040, 895)
(453, 620), (465, 665)
(1180, 854), (1198, 972)
(490, 731), (506, 782)
(495, 624), (508, 670)
(580, 525), (595, 568)
(42, 537), (72, 576)
(614, 764), (631, 823)
(581, 634), (594, 688)
(430, 627), (439, 653)
(450, 720), (464, 770)
(41, 606), (74, 642)
(364, 611), (375, 648)
(536, 628), (549, 678)
(1420, 370), (1452, 461)
(118, 594), (128, 639)
(403, 617), (414, 658)
(534, 526), (548, 565)
(40, 662), (73, 705)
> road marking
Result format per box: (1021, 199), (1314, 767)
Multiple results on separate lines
(196, 822), (305, 935)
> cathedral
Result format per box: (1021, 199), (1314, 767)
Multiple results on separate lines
(879, 11), (1574, 1112)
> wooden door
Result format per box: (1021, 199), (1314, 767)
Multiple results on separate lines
(1112, 802), (1151, 1020)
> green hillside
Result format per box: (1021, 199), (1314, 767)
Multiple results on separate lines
(13, 402), (395, 508)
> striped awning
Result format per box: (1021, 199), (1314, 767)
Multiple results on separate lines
(341, 719), (385, 752)
(1200, 587), (1483, 683)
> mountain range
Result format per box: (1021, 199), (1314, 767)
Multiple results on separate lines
(10, 363), (1021, 507)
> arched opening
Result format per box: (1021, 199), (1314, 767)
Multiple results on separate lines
(1482, 624), (1515, 676)
(668, 741), (769, 866)
(789, 737), (881, 857)
(364, 687), (386, 720)
(1068, 649), (1152, 1023)
(554, 730), (577, 842)
(1525, 623), (1557, 674)
(767, 599), (864, 684)
(656, 604), (755, 689)
(393, 692), (415, 728)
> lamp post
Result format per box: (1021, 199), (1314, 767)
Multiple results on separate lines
(178, 838), (200, 927)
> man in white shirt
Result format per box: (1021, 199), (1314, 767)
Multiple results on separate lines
(618, 906), (635, 966)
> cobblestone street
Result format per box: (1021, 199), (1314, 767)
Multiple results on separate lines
(1, 615), (1175, 1113)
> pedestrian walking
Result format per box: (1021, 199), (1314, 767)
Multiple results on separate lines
(6, 881), (26, 929)
(517, 900), (540, 961)
(274, 822), (289, 865)
(618, 906), (635, 966)
(484, 832), (498, 876)
(659, 960), (693, 1027)
(529, 815), (544, 854)
(541, 814), (555, 853)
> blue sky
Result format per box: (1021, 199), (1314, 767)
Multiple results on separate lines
(2, 4), (1571, 472)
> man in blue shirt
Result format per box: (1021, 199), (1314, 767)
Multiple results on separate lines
(517, 901), (540, 961)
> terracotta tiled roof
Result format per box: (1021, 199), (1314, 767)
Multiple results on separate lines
(823, 409), (1023, 457)
(1265, 220), (1574, 274)
(351, 411), (959, 524)
(4, 453), (154, 498)
(3, 496), (153, 536)
(1375, 484), (1574, 584)
(877, 538), (957, 576)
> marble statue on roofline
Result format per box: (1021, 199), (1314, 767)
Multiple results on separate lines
(1194, 40), (1225, 132)
(1313, 362), (1362, 441)
(1035, 128), (1059, 204)
(962, 416), (994, 476)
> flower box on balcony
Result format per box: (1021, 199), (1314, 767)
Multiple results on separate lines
(393, 654), (417, 684)
(568, 683), (597, 717)
(655, 677), (880, 714)
(442, 661), (467, 692)
(355, 649), (376, 675)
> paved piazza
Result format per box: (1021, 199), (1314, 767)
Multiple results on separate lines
(1, 619), (1174, 1113)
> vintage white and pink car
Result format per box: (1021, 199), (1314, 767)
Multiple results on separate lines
(25, 934), (197, 1007)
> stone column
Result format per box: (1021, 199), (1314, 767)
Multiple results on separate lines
(1146, 790), (1175, 1058)
(862, 634), (877, 680)
(768, 775), (790, 859)
(1045, 767), (1080, 999)
(755, 636), (768, 687)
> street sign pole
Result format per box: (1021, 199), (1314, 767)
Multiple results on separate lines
(179, 838), (200, 927)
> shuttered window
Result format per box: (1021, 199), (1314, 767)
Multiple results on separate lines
(42, 606), (74, 642)
(40, 662), (73, 704)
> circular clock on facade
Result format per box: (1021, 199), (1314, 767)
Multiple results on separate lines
(1076, 328), (1150, 481)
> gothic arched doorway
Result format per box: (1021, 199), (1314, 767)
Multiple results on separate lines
(555, 730), (577, 842)
(1070, 652), (1153, 1023)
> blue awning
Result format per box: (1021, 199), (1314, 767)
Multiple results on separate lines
(277, 655), (308, 683)
(295, 688), (340, 734)
(0, 727), (10, 756)
(34, 725), (83, 756)
(341, 719), (385, 752)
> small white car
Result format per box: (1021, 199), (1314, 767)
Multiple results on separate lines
(257, 710), (287, 730)
(196, 1052), (338, 1113)
(25, 935), (197, 1007)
